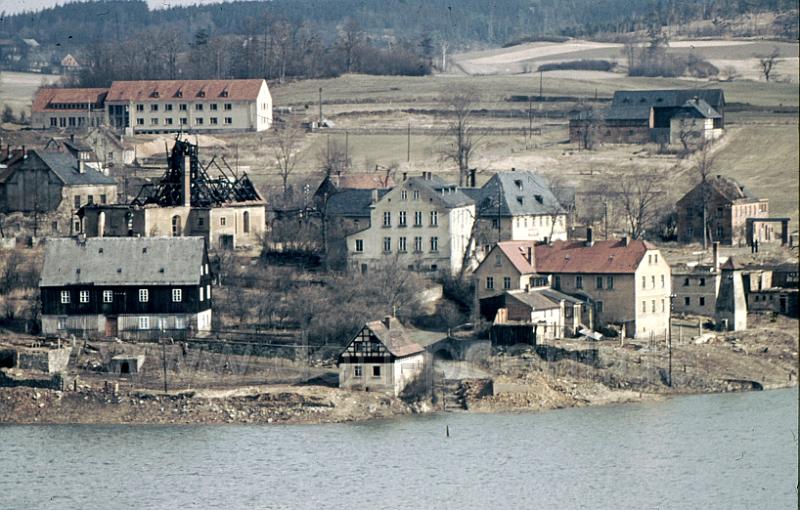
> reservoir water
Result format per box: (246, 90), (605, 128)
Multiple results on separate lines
(2, 388), (797, 509)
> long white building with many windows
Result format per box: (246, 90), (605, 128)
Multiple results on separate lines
(31, 79), (272, 133)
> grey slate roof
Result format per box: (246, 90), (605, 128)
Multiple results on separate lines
(506, 289), (561, 310)
(40, 237), (205, 287)
(33, 150), (116, 186)
(469, 171), (564, 218)
(325, 189), (389, 218)
(607, 88), (725, 121)
(406, 176), (474, 208)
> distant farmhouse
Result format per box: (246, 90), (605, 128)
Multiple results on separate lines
(31, 79), (272, 133)
(40, 236), (212, 339)
(676, 175), (769, 246)
(80, 139), (265, 250)
(570, 89), (725, 146)
(0, 147), (117, 236)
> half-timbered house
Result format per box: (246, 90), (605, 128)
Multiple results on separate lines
(338, 317), (426, 396)
(40, 236), (212, 339)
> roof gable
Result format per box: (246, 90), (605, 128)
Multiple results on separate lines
(393, 176), (474, 209)
(341, 318), (424, 359)
(32, 87), (108, 112)
(106, 79), (266, 102)
(474, 171), (564, 217)
(40, 237), (206, 287)
(608, 88), (725, 120)
(27, 150), (116, 186)
(480, 241), (536, 275)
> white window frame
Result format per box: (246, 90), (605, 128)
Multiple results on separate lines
(383, 211), (391, 227)
(172, 288), (182, 302)
(60, 291), (70, 304)
(79, 290), (90, 303)
(430, 236), (438, 252)
(486, 277), (494, 290)
(355, 239), (364, 252)
(138, 316), (150, 330)
(200, 287), (204, 302)
(430, 211), (438, 226)
(383, 237), (392, 253)
(354, 365), (363, 378)
(103, 290), (113, 303)
(139, 289), (149, 302)
(206, 285), (211, 300)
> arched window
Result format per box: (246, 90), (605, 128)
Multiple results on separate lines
(243, 211), (250, 233)
(171, 215), (181, 236)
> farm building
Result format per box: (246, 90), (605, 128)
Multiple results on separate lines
(39, 236), (213, 339)
(338, 317), (426, 396)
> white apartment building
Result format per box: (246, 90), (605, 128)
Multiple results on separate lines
(346, 174), (475, 276)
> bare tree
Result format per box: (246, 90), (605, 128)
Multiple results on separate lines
(694, 141), (717, 249)
(722, 65), (740, 82)
(317, 138), (351, 176)
(339, 18), (364, 73)
(439, 88), (481, 186)
(272, 122), (304, 198)
(618, 171), (664, 240)
(756, 47), (780, 82)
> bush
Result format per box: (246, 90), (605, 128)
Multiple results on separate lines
(537, 59), (616, 72)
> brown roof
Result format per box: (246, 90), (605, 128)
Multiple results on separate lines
(366, 318), (425, 358)
(494, 241), (536, 274)
(106, 79), (266, 102)
(32, 87), (108, 112)
(535, 239), (653, 274)
(330, 173), (395, 190)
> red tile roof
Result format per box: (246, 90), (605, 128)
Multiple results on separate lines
(495, 241), (536, 274)
(535, 239), (653, 274)
(32, 87), (108, 112)
(106, 79), (266, 102)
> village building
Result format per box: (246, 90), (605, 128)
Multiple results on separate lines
(569, 89), (725, 145)
(337, 317), (426, 396)
(671, 242), (723, 317)
(676, 175), (768, 246)
(534, 234), (671, 339)
(79, 139), (265, 250)
(745, 217), (791, 246)
(742, 261), (799, 317)
(31, 79), (273, 133)
(345, 173), (475, 276)
(30, 87), (108, 130)
(0, 148), (117, 235)
(464, 169), (568, 250)
(39, 236), (213, 339)
(313, 172), (395, 206)
(473, 240), (546, 301)
(84, 126), (136, 168)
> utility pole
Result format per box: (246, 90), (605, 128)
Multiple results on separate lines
(667, 295), (675, 388)
(406, 121), (411, 162)
(528, 95), (533, 148)
(318, 87), (323, 126)
(539, 70), (543, 100)
(161, 338), (169, 393)
(344, 131), (349, 166)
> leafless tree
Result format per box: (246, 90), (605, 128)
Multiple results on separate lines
(317, 138), (351, 176)
(339, 18), (364, 73)
(694, 140), (717, 249)
(272, 122), (304, 198)
(675, 117), (702, 156)
(722, 65), (740, 82)
(439, 88), (482, 186)
(618, 170), (664, 240)
(756, 47), (780, 82)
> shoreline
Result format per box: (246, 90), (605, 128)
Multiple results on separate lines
(1, 380), (795, 426)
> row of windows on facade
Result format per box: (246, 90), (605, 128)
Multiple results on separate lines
(49, 116), (101, 128)
(682, 296), (707, 306)
(56, 315), (188, 331)
(136, 117), (234, 127)
(59, 286), (210, 304)
(485, 275), (550, 290)
(642, 299), (667, 314)
(352, 365), (382, 378)
(355, 236), (439, 253)
(514, 215), (563, 228)
(682, 276), (708, 287)
(136, 103), (234, 113)
(170, 214), (249, 235)
(383, 211), (438, 228)
(74, 194), (108, 209)
(684, 226), (726, 238)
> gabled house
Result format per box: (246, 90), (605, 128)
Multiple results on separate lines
(473, 240), (545, 301)
(337, 317), (426, 396)
(535, 236), (671, 339)
(39, 236), (213, 339)
(84, 126), (136, 168)
(464, 169), (568, 249)
(0, 148), (117, 235)
(569, 88), (725, 145)
(31, 87), (108, 130)
(346, 173), (475, 276)
(482, 288), (589, 343)
(676, 175), (768, 246)
(314, 172), (395, 205)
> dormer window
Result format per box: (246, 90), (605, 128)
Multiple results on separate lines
(150, 90), (159, 98)
(514, 179), (523, 190)
(220, 89), (229, 97)
(534, 195), (543, 204)
(516, 197), (523, 205)
(175, 90), (183, 98)
(197, 90), (206, 98)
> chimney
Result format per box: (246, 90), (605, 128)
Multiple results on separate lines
(402, 171), (408, 181)
(469, 168), (476, 188)
(383, 316), (392, 329)
(182, 155), (192, 207)
(511, 167), (516, 172)
(712, 241), (720, 272)
(622, 235), (630, 246)
(527, 245), (533, 265)
(586, 226), (594, 247)
(371, 189), (379, 204)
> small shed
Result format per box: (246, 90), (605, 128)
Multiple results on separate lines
(109, 354), (145, 374)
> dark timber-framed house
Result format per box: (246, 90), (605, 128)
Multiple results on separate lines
(40, 236), (212, 339)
